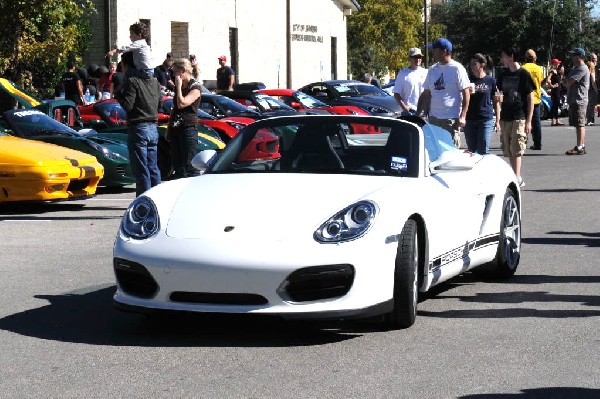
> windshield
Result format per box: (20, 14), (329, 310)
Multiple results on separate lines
(332, 83), (388, 98)
(200, 95), (259, 118)
(4, 109), (77, 137)
(207, 117), (422, 178)
(295, 92), (327, 108)
(253, 94), (295, 112)
(95, 101), (127, 125)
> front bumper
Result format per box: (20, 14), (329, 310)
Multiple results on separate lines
(113, 232), (397, 318)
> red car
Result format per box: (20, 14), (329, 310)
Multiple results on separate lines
(258, 89), (378, 134)
(78, 99), (170, 128)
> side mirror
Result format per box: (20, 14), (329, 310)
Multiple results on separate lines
(191, 150), (218, 173)
(290, 101), (302, 110)
(430, 151), (475, 174)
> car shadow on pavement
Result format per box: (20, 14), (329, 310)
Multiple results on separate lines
(418, 272), (600, 319)
(0, 284), (361, 347)
(522, 233), (599, 247)
(0, 203), (128, 219)
(96, 186), (136, 194)
(527, 188), (600, 193)
(458, 387), (600, 398)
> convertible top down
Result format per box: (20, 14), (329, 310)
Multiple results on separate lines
(113, 115), (522, 328)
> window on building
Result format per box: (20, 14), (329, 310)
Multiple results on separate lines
(171, 22), (189, 59)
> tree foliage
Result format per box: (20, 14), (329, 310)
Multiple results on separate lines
(432, 0), (600, 66)
(0, 0), (95, 96)
(347, 0), (444, 78)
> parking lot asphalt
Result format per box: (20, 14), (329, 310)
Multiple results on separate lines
(0, 120), (599, 398)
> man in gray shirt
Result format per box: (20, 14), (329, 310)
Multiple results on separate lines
(565, 47), (590, 155)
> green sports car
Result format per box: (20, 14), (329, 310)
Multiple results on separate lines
(1, 109), (134, 187)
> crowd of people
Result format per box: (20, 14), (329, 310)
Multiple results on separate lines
(56, 21), (238, 196)
(55, 21), (595, 196)
(390, 38), (595, 188)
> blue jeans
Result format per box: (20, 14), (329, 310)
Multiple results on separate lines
(464, 119), (494, 154)
(127, 123), (161, 196)
(531, 103), (542, 148)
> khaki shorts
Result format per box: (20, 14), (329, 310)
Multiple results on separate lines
(500, 120), (527, 157)
(568, 103), (586, 127)
(429, 116), (461, 148)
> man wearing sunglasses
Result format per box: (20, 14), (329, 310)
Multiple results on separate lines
(393, 48), (428, 114)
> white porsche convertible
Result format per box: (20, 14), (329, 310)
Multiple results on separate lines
(113, 115), (521, 328)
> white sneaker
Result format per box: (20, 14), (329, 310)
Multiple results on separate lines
(518, 177), (525, 188)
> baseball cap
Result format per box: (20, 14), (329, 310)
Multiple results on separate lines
(427, 38), (452, 53)
(408, 47), (423, 57)
(218, 55), (227, 61)
(568, 47), (586, 57)
(550, 58), (561, 65)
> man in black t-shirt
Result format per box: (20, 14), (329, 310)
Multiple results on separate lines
(496, 47), (534, 188)
(216, 55), (235, 92)
(61, 60), (84, 105)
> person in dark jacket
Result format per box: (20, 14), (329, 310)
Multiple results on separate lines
(117, 51), (162, 196)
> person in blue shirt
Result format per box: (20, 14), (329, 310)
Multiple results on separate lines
(464, 53), (499, 154)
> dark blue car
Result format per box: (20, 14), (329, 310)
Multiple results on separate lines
(298, 80), (402, 117)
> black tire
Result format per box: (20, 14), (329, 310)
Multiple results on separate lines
(385, 219), (419, 329)
(495, 188), (521, 277)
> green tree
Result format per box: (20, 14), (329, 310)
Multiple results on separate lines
(432, 0), (600, 66)
(0, 0), (95, 96)
(347, 0), (444, 78)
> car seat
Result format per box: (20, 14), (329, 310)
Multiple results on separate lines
(281, 124), (344, 171)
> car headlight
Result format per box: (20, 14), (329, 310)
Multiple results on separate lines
(227, 122), (246, 131)
(362, 105), (392, 114)
(121, 196), (160, 239)
(314, 201), (377, 243)
(86, 141), (125, 160)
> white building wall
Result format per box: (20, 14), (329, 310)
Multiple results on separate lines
(91, 0), (351, 89)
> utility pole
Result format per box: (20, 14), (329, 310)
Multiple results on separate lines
(424, 0), (428, 67)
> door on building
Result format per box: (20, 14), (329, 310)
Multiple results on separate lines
(229, 27), (239, 85)
(331, 37), (338, 80)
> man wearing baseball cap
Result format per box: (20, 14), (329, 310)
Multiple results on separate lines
(393, 47), (428, 114)
(545, 58), (564, 126)
(216, 55), (235, 92)
(565, 47), (590, 155)
(416, 38), (471, 147)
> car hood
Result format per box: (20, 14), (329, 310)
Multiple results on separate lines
(0, 135), (98, 166)
(338, 95), (401, 113)
(165, 173), (395, 240)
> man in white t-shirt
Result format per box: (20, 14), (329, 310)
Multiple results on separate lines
(393, 47), (428, 113)
(417, 38), (470, 146)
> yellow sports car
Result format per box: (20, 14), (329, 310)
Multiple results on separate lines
(0, 131), (104, 203)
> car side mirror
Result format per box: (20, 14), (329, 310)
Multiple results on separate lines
(430, 151), (475, 174)
(191, 150), (218, 173)
(290, 102), (302, 109)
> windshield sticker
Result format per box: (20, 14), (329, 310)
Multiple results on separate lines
(14, 110), (44, 118)
(390, 156), (408, 171)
